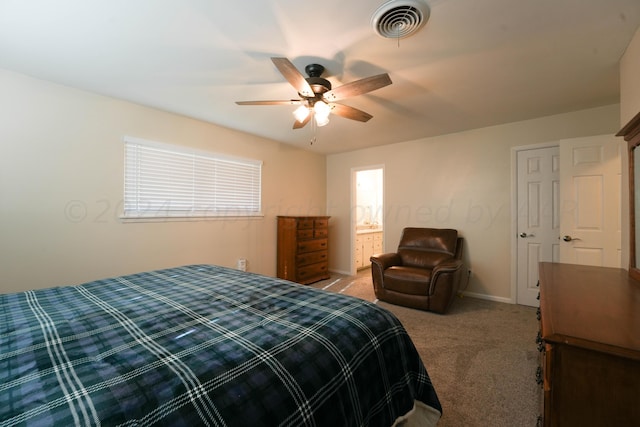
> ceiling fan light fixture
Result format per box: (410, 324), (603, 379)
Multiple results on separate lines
(315, 114), (330, 127)
(314, 100), (331, 118)
(313, 101), (331, 127)
(371, 0), (430, 39)
(293, 105), (310, 122)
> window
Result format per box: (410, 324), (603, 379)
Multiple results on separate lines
(123, 136), (262, 219)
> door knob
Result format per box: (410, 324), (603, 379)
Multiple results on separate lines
(562, 235), (581, 242)
(520, 232), (534, 238)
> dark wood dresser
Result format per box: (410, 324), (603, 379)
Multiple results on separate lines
(277, 216), (330, 284)
(537, 262), (640, 426)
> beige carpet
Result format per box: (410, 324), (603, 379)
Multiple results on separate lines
(311, 269), (541, 427)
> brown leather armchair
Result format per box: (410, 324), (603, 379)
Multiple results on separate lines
(370, 227), (465, 314)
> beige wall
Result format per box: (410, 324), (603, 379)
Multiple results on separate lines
(0, 69), (327, 293)
(327, 105), (620, 301)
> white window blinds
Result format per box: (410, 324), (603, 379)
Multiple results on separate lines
(124, 136), (262, 218)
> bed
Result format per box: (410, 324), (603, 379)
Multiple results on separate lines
(0, 264), (441, 426)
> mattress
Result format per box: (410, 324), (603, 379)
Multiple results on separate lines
(0, 264), (441, 426)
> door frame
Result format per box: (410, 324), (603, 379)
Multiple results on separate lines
(510, 141), (559, 304)
(350, 165), (385, 276)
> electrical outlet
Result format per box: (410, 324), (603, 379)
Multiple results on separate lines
(237, 258), (247, 272)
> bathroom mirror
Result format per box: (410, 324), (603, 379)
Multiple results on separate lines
(617, 111), (640, 281)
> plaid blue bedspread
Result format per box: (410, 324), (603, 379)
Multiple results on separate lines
(0, 265), (441, 426)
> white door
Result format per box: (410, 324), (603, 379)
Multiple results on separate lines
(514, 135), (622, 307)
(516, 146), (560, 306)
(558, 135), (622, 267)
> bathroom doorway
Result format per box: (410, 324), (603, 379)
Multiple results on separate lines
(352, 167), (384, 274)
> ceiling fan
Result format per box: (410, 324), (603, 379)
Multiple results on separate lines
(236, 57), (392, 129)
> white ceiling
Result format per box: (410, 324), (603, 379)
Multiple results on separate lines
(1, 0), (639, 154)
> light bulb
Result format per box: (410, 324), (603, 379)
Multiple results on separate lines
(315, 114), (330, 127)
(313, 101), (331, 119)
(293, 105), (310, 123)
(313, 101), (331, 127)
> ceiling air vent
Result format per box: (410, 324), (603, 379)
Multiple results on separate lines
(371, 0), (430, 39)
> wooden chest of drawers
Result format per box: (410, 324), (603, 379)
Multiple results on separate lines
(277, 216), (330, 284)
(537, 262), (640, 426)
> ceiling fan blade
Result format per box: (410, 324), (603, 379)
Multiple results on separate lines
(271, 57), (314, 98)
(293, 114), (311, 129)
(329, 103), (373, 122)
(236, 100), (302, 106)
(323, 73), (392, 102)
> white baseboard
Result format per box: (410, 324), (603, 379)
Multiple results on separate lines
(459, 291), (514, 304)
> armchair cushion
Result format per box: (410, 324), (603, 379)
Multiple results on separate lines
(384, 266), (432, 295)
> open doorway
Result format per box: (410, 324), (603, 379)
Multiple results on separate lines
(353, 167), (384, 274)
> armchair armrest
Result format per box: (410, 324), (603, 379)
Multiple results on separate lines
(432, 258), (463, 272)
(370, 252), (401, 270)
(429, 258), (464, 296)
(370, 253), (401, 294)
